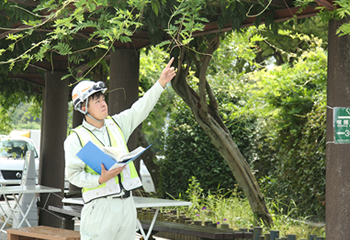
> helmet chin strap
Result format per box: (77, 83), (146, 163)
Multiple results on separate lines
(86, 112), (103, 122)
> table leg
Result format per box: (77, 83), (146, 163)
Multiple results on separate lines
(137, 207), (160, 240)
(0, 193), (36, 232)
(0, 194), (8, 219)
(0, 195), (17, 233)
(10, 193), (32, 228)
(137, 218), (146, 239)
(14, 193), (36, 228)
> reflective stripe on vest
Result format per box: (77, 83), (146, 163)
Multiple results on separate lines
(72, 117), (142, 203)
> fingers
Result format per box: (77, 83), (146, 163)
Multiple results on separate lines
(101, 164), (106, 171)
(165, 57), (175, 69)
(158, 58), (177, 87)
(169, 66), (176, 76)
(113, 165), (126, 172)
(99, 164), (125, 184)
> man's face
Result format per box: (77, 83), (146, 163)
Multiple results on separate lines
(87, 94), (108, 121)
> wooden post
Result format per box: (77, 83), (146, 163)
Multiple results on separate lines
(234, 232), (244, 240)
(109, 49), (139, 150)
(309, 235), (317, 240)
(221, 223), (229, 229)
(286, 235), (296, 240)
(194, 220), (202, 226)
(254, 226), (263, 240)
(326, 15), (350, 239)
(68, 110), (84, 196)
(38, 71), (68, 228)
(204, 220), (212, 226)
(270, 230), (279, 240)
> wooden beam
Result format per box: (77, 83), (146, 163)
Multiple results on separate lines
(314, 0), (335, 11)
(192, 4), (319, 37)
(247, 4), (320, 24)
(8, 73), (45, 86)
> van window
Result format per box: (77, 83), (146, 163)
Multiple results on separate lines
(0, 139), (38, 159)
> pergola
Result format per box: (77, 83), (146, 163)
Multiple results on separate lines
(1, 1), (348, 239)
(2, 0), (331, 86)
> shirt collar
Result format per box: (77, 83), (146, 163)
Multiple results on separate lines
(82, 119), (106, 131)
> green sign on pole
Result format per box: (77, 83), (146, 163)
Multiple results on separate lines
(334, 107), (350, 144)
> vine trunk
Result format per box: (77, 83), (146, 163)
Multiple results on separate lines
(171, 35), (272, 226)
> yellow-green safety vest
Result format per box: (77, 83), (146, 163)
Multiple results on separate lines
(72, 116), (142, 203)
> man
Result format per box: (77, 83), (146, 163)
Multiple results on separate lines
(64, 58), (176, 239)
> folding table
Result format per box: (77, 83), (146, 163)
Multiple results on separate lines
(0, 180), (21, 219)
(0, 185), (61, 233)
(62, 196), (192, 240)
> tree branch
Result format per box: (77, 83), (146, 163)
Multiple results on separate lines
(198, 35), (220, 120)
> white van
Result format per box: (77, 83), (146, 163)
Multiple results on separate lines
(0, 136), (39, 182)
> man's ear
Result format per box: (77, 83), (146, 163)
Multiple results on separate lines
(81, 100), (87, 112)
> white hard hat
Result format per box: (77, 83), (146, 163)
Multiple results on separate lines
(72, 80), (107, 115)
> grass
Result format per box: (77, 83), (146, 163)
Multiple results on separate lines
(165, 177), (325, 239)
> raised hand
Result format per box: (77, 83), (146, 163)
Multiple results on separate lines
(158, 57), (176, 88)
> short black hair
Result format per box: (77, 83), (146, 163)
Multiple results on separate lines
(90, 91), (104, 101)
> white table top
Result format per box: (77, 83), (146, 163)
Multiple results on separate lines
(0, 185), (61, 194)
(134, 196), (192, 208)
(63, 196), (192, 208)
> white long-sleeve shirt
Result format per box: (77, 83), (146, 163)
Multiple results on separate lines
(64, 81), (164, 189)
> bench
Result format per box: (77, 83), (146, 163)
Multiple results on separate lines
(49, 205), (82, 218)
(7, 225), (80, 240)
(139, 220), (253, 240)
(48, 205), (83, 230)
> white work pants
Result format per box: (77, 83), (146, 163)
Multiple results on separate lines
(80, 196), (137, 240)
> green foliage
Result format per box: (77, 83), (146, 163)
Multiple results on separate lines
(158, 99), (235, 198)
(209, 17), (328, 77)
(0, 0), (149, 81)
(298, 0), (350, 36)
(10, 102), (41, 130)
(0, 0), (280, 80)
(249, 18), (327, 67)
(157, 23), (327, 220)
(0, 78), (42, 134)
(139, 46), (177, 153)
(182, 176), (254, 229)
(158, 77), (257, 198)
(210, 29), (262, 75)
(246, 44), (327, 220)
(334, 0), (350, 36)
(171, 177), (325, 238)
